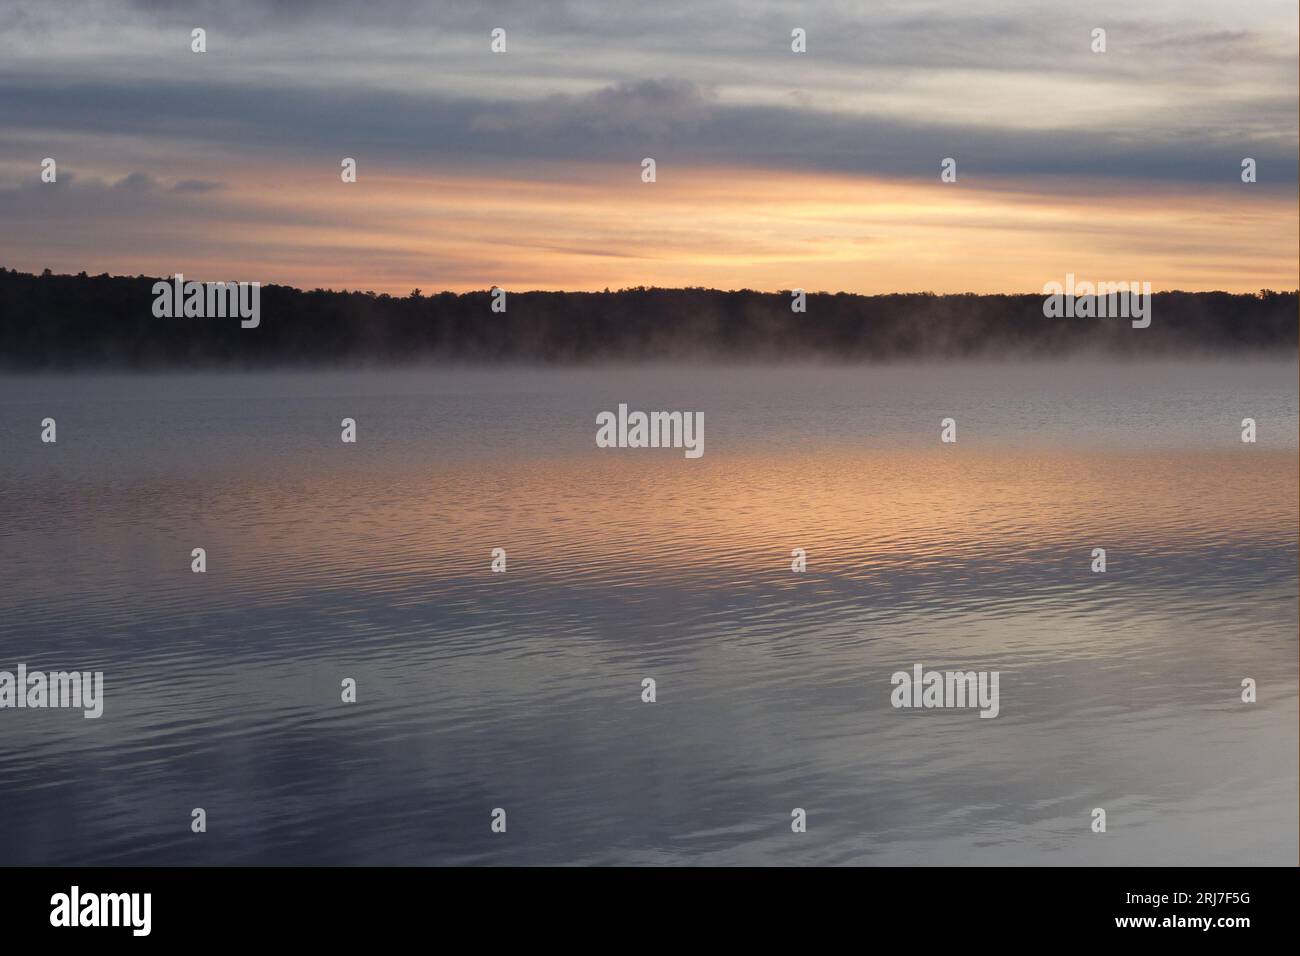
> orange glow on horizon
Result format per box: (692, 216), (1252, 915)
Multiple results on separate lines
(8, 160), (1298, 295)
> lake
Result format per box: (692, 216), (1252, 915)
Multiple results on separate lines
(0, 360), (1296, 864)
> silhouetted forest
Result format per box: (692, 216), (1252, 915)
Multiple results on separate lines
(1, 267), (1295, 368)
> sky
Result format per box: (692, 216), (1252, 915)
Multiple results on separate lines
(0, 0), (1296, 294)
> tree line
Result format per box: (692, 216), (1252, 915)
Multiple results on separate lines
(1, 267), (1294, 367)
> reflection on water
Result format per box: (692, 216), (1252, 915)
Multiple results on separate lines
(0, 361), (1296, 865)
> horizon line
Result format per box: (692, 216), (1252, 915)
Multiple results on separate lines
(5, 266), (1297, 300)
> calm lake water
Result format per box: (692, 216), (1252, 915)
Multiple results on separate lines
(0, 361), (1296, 865)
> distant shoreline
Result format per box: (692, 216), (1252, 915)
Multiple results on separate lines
(2, 267), (1296, 368)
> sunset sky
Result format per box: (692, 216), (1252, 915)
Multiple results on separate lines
(1, 0), (1296, 294)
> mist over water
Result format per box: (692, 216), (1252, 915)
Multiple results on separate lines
(1, 360), (1295, 865)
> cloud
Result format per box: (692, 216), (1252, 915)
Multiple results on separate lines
(472, 79), (712, 140)
(1, 72), (1294, 187)
(113, 171), (159, 191)
(0, 0), (1293, 292)
(172, 178), (224, 193)
(0, 171), (229, 217)
(0, 0), (1291, 189)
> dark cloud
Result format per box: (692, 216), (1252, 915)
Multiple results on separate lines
(471, 79), (712, 140)
(1, 73), (1294, 188)
(0, 0), (1292, 190)
(114, 171), (160, 191)
(172, 178), (225, 193)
